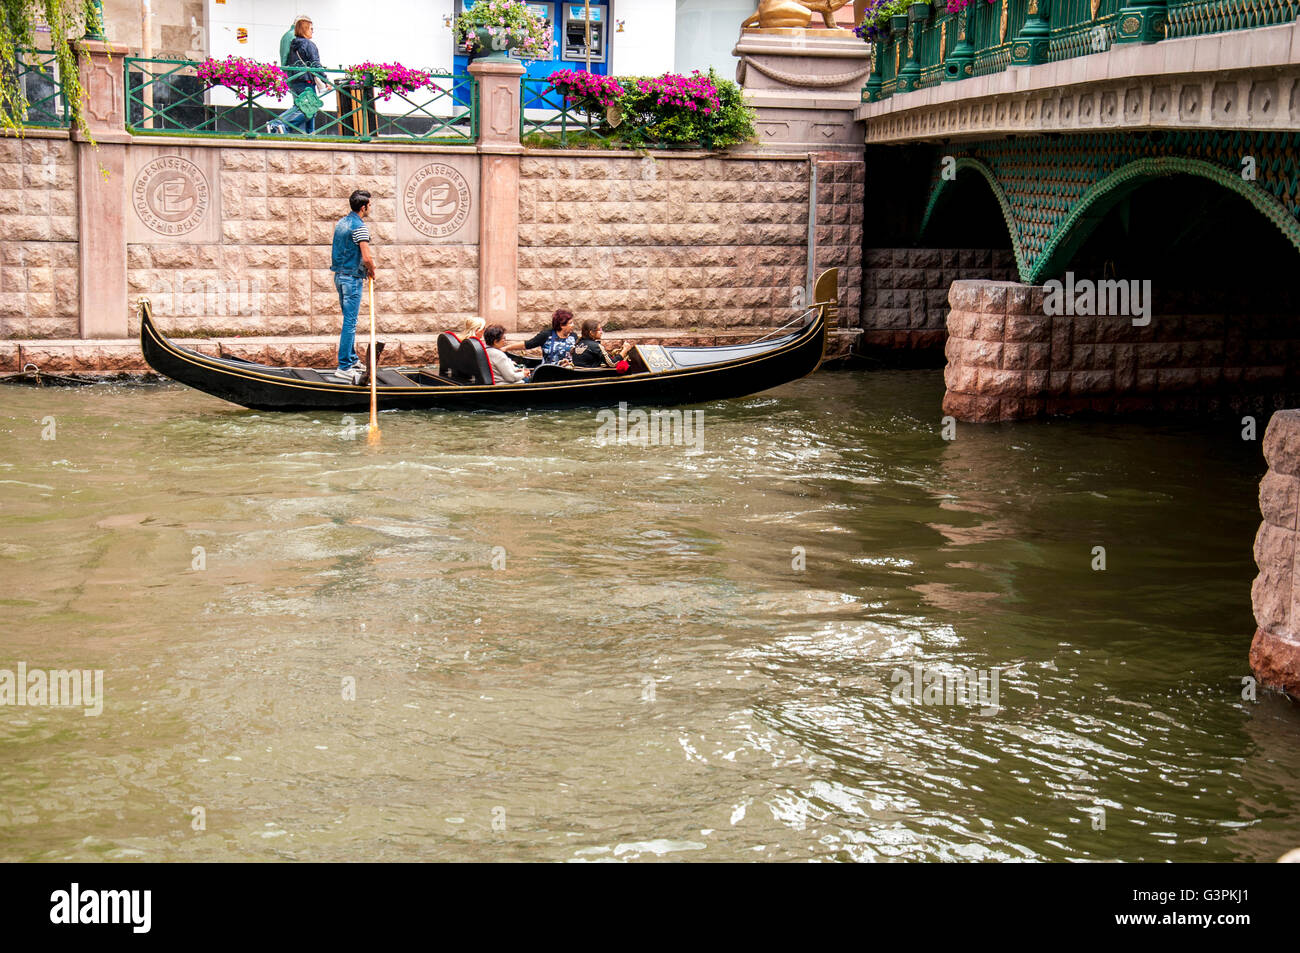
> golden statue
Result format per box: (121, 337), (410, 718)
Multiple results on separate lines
(742, 0), (852, 30)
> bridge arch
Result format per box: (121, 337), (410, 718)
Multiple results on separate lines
(920, 158), (1028, 278)
(1029, 157), (1300, 284)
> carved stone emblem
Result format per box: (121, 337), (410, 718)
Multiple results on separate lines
(403, 162), (472, 238)
(132, 156), (209, 236)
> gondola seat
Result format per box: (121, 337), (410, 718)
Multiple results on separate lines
(529, 363), (623, 384)
(436, 332), (495, 385)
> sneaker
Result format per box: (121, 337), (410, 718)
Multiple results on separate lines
(265, 121), (286, 135)
(330, 366), (364, 384)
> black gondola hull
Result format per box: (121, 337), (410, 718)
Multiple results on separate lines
(140, 271), (836, 412)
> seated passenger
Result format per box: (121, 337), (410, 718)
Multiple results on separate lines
(570, 319), (632, 372)
(522, 308), (578, 365)
(461, 316), (486, 341)
(484, 324), (530, 384)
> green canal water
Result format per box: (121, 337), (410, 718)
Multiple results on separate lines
(0, 370), (1297, 862)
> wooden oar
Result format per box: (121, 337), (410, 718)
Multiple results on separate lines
(366, 277), (380, 446)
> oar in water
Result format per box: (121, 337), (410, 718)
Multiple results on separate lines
(366, 277), (381, 446)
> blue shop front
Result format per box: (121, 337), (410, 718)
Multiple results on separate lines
(453, 0), (612, 81)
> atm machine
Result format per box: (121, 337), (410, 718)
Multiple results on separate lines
(454, 0), (611, 82)
(561, 3), (608, 64)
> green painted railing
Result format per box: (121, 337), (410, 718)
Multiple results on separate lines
(864, 0), (1300, 102)
(124, 57), (477, 143)
(519, 76), (618, 148)
(9, 49), (70, 128)
(1166, 0), (1300, 38)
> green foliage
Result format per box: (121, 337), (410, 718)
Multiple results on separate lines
(0, 0), (94, 135)
(620, 70), (755, 150)
(552, 68), (756, 151)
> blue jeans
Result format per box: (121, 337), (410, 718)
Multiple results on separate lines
(280, 82), (316, 134)
(335, 274), (363, 370)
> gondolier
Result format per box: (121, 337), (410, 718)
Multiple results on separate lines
(331, 190), (376, 383)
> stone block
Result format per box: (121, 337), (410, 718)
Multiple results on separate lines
(946, 281), (981, 314)
(1254, 520), (1296, 631)
(1071, 369), (1114, 395)
(972, 314), (1005, 342)
(1157, 367), (1200, 391)
(1004, 313), (1049, 342)
(1001, 342), (1028, 369)
(979, 367), (1025, 397)
(969, 339), (1003, 367)
(950, 390), (1008, 421)
(1264, 411), (1300, 477)
(1261, 470), (1300, 531)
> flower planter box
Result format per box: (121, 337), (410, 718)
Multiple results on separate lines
(336, 82), (377, 137)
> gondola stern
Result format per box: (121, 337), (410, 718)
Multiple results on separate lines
(811, 268), (839, 371)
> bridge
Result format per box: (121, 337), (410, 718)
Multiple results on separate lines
(847, 5), (1300, 695)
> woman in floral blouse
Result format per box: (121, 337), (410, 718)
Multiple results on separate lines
(520, 309), (578, 365)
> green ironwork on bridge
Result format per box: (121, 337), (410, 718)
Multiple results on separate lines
(920, 131), (1300, 282)
(863, 0), (1300, 101)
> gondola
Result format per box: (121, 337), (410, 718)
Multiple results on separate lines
(139, 269), (839, 412)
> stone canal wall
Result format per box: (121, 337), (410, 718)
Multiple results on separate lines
(1252, 411), (1300, 697)
(517, 153), (862, 331)
(941, 279), (1300, 423)
(122, 146), (480, 339)
(0, 138), (79, 339)
(0, 47), (864, 348)
(858, 247), (1016, 362)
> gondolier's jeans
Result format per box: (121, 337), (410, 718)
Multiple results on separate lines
(335, 273), (363, 370)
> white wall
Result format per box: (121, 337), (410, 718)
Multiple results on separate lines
(205, 0), (456, 111)
(206, 0), (455, 72)
(673, 0), (754, 79)
(608, 0), (674, 76)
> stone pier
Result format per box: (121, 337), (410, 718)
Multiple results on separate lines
(1252, 411), (1300, 697)
(941, 279), (1300, 423)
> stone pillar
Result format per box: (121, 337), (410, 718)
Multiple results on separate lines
(732, 30), (871, 153)
(942, 280), (1049, 423)
(73, 39), (131, 339)
(469, 57), (525, 331)
(1251, 411), (1300, 697)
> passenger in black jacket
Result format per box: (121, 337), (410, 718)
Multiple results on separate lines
(570, 319), (632, 371)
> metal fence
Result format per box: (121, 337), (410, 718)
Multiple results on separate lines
(8, 49), (70, 128)
(124, 57), (478, 143)
(519, 76), (617, 148)
(868, 0), (1300, 101)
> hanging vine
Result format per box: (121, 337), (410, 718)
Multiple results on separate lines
(1, 0), (98, 136)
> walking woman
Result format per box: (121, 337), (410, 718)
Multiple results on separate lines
(273, 14), (325, 135)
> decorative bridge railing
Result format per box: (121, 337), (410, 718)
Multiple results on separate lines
(123, 58), (478, 143)
(8, 49), (71, 128)
(864, 0), (1300, 102)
